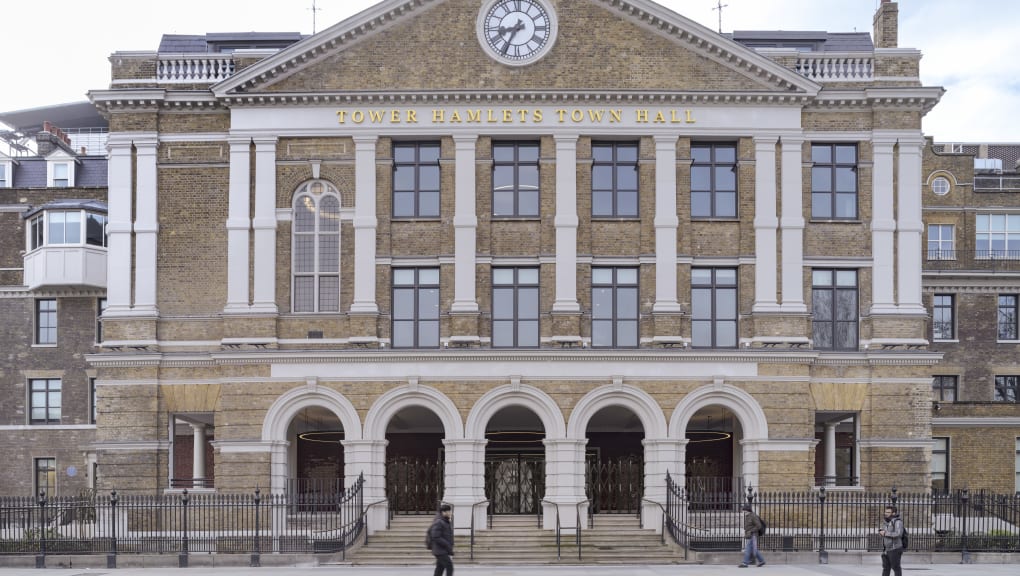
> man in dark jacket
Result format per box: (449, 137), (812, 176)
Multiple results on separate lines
(738, 503), (766, 567)
(429, 504), (454, 576)
(878, 505), (904, 576)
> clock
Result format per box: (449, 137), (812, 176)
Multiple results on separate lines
(477, 0), (557, 65)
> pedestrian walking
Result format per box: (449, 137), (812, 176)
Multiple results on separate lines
(738, 503), (766, 567)
(878, 505), (904, 576)
(428, 503), (454, 576)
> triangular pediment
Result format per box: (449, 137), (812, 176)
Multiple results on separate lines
(215, 0), (818, 100)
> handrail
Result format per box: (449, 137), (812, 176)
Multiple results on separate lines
(541, 499), (562, 560)
(542, 499), (589, 561)
(469, 499), (490, 560)
(574, 498), (590, 561)
(362, 499), (389, 545)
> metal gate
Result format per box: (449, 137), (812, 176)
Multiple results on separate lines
(586, 454), (643, 514)
(484, 455), (545, 514)
(386, 456), (443, 514)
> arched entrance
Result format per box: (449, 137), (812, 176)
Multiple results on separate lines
(484, 405), (546, 514)
(385, 405), (445, 514)
(585, 406), (644, 514)
(287, 405), (346, 508)
(684, 405), (742, 497)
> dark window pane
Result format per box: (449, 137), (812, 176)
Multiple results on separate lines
(592, 165), (614, 190)
(394, 165), (415, 191)
(419, 165), (440, 191)
(691, 166), (711, 191)
(812, 167), (832, 192)
(617, 320), (638, 347)
(812, 145), (832, 164)
(715, 166), (736, 191)
(692, 191), (711, 218)
(518, 320), (539, 347)
(813, 291), (833, 322)
(592, 319), (614, 347)
(419, 191), (440, 217)
(493, 321), (514, 347)
(592, 191), (613, 216)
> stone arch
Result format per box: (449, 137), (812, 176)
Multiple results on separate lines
(465, 384), (566, 440)
(364, 384), (464, 440)
(261, 383), (362, 442)
(668, 382), (768, 440)
(566, 384), (668, 439)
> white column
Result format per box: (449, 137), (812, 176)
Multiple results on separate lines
(871, 136), (897, 314)
(553, 134), (580, 313)
(641, 438), (683, 530)
(451, 135), (479, 313)
(224, 137), (251, 313)
(343, 439), (388, 533)
(133, 137), (159, 314)
(653, 136), (682, 313)
(897, 137), (926, 314)
(105, 138), (134, 315)
(442, 439), (487, 532)
(191, 423), (207, 487)
(542, 438), (587, 530)
(351, 136), (379, 314)
(779, 137), (807, 313)
(824, 422), (837, 486)
(753, 136), (780, 312)
(251, 137), (279, 314)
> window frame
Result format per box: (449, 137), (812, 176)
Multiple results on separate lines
(492, 141), (540, 218)
(96, 298), (107, 343)
(690, 142), (738, 219)
(811, 143), (858, 220)
(27, 209), (107, 251)
(927, 224), (955, 260)
(391, 267), (441, 349)
(932, 375), (957, 402)
(35, 457), (57, 497)
(29, 378), (62, 424)
(998, 294), (1018, 341)
(591, 141), (639, 218)
(976, 214), (1020, 260)
(691, 267), (738, 348)
(35, 298), (57, 345)
(1015, 437), (1020, 495)
(811, 269), (859, 351)
(291, 181), (342, 314)
(932, 294), (956, 341)
(492, 267), (540, 348)
(90, 377), (98, 425)
(931, 437), (949, 493)
(994, 375), (1020, 403)
(591, 266), (639, 348)
(392, 141), (441, 218)
(47, 160), (74, 188)
(0, 158), (10, 188)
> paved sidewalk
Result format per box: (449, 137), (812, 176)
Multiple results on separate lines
(0, 564), (1012, 576)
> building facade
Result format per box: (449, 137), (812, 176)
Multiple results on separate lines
(74, 0), (948, 531)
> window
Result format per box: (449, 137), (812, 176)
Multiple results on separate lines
(691, 268), (738, 348)
(30, 378), (62, 424)
(977, 214), (1020, 259)
(994, 375), (1020, 402)
(86, 212), (108, 247)
(927, 224), (955, 260)
(691, 143), (737, 218)
(931, 437), (949, 493)
(492, 267), (539, 348)
(591, 267), (638, 347)
(592, 142), (638, 217)
(392, 268), (440, 348)
(1015, 438), (1020, 494)
(36, 299), (57, 345)
(35, 458), (56, 497)
(932, 375), (957, 402)
(393, 142), (441, 218)
(50, 162), (71, 187)
(812, 269), (858, 350)
(27, 209), (107, 250)
(814, 412), (858, 487)
(998, 295), (1018, 340)
(932, 176), (951, 196)
(292, 181), (341, 313)
(0, 160), (9, 187)
(493, 142), (540, 217)
(90, 377), (97, 424)
(47, 211), (82, 245)
(932, 294), (955, 340)
(811, 143), (857, 219)
(96, 298), (107, 343)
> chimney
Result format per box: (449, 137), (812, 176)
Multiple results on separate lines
(35, 121), (76, 156)
(873, 0), (898, 49)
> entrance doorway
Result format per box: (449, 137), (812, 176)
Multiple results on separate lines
(385, 406), (445, 514)
(685, 405), (741, 497)
(287, 406), (345, 511)
(484, 405), (546, 515)
(585, 406), (644, 514)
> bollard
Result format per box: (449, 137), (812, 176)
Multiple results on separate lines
(251, 488), (262, 568)
(107, 491), (118, 569)
(817, 487), (828, 564)
(35, 491), (47, 569)
(179, 490), (190, 568)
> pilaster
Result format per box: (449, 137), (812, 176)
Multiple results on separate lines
(779, 136), (806, 313)
(652, 135), (681, 314)
(752, 136), (780, 313)
(351, 136), (380, 317)
(251, 137), (279, 314)
(105, 138), (134, 316)
(224, 137), (252, 314)
(871, 135), (897, 314)
(133, 136), (159, 315)
(896, 137), (926, 314)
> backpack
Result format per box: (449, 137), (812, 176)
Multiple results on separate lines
(900, 522), (908, 550)
(424, 523), (434, 550)
(757, 516), (767, 537)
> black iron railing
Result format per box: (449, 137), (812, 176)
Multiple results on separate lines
(0, 474), (366, 566)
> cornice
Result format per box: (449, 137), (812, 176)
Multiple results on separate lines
(932, 417), (1020, 428)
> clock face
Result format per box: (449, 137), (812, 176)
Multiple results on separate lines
(478, 0), (556, 65)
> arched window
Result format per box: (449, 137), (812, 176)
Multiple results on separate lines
(292, 181), (341, 313)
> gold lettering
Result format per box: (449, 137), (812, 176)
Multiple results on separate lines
(488, 109), (498, 123)
(610, 109), (622, 123)
(352, 110), (365, 123)
(653, 111), (667, 124)
(368, 110), (385, 123)
(533, 109), (543, 122)
(467, 109), (482, 123)
(450, 111), (463, 123)
(336, 111), (347, 124)
(571, 109), (583, 122)
(686, 109), (696, 124)
(503, 110), (514, 122)
(432, 109), (445, 123)
(407, 110), (418, 123)
(587, 109), (605, 122)
(556, 109), (567, 123)
(390, 110), (401, 123)
(519, 109), (530, 122)
(636, 110), (648, 123)
(670, 110), (683, 124)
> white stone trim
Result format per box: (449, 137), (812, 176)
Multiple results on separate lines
(364, 384), (464, 440)
(779, 136), (806, 313)
(92, 440), (169, 451)
(653, 135), (681, 313)
(452, 134), (479, 314)
(932, 418), (1020, 428)
(753, 135), (779, 312)
(553, 133), (579, 313)
(0, 425), (96, 431)
(350, 135), (379, 314)
(224, 136), (252, 313)
(465, 383), (566, 440)
(261, 384), (363, 441)
(566, 383), (667, 439)
(215, 440), (279, 453)
(857, 439), (934, 448)
(744, 438), (816, 451)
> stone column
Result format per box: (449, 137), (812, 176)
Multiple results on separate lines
(779, 137), (806, 313)
(442, 439), (487, 532)
(224, 137), (252, 313)
(351, 136), (379, 315)
(871, 135), (897, 314)
(451, 135), (479, 314)
(543, 438), (587, 530)
(342, 439), (388, 533)
(897, 137), (926, 314)
(641, 438), (684, 530)
(753, 136), (780, 312)
(251, 137), (279, 314)
(105, 138), (134, 315)
(552, 134), (580, 314)
(653, 136), (681, 313)
(824, 422), (837, 486)
(133, 137), (159, 314)
(191, 423), (207, 488)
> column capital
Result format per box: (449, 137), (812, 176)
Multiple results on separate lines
(653, 134), (678, 147)
(753, 135), (779, 146)
(452, 133), (479, 146)
(253, 136), (278, 148)
(353, 134), (379, 147)
(227, 136), (253, 147)
(554, 133), (579, 145)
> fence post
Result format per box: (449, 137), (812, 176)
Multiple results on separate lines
(179, 490), (190, 568)
(817, 487), (828, 564)
(251, 488), (261, 567)
(960, 489), (971, 564)
(107, 491), (118, 569)
(35, 491), (47, 569)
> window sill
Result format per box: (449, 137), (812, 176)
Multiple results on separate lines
(591, 217), (641, 222)
(31, 344), (58, 348)
(995, 340), (1020, 344)
(932, 339), (959, 344)
(808, 219), (864, 224)
(691, 217), (740, 222)
(491, 216), (542, 222)
(391, 217), (442, 222)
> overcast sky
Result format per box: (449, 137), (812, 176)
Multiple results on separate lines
(1, 0), (1016, 142)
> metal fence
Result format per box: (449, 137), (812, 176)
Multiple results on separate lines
(0, 474), (365, 567)
(664, 473), (1020, 558)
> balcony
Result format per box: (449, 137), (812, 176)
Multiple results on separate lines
(23, 200), (108, 290)
(795, 53), (874, 82)
(157, 55), (235, 83)
(925, 250), (1020, 272)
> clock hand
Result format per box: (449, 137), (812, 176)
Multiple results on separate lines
(501, 18), (525, 54)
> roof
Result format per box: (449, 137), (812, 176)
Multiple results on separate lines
(0, 101), (106, 133)
(729, 31), (874, 52)
(158, 32), (305, 53)
(24, 199), (108, 219)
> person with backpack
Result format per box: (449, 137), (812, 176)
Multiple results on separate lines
(428, 503), (454, 576)
(738, 503), (766, 567)
(878, 505), (904, 576)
